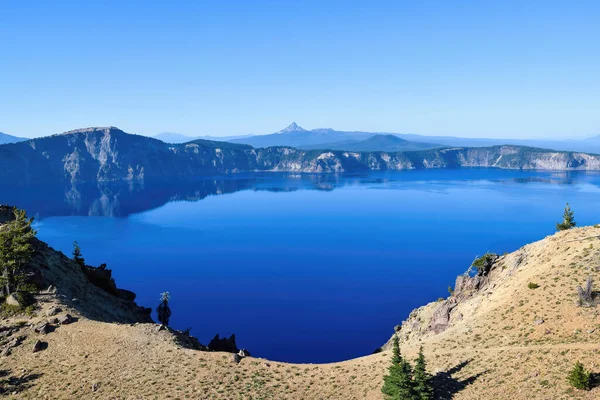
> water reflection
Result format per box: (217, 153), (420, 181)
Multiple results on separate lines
(0, 170), (598, 219)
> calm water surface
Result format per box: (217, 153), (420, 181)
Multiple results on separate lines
(1, 169), (599, 363)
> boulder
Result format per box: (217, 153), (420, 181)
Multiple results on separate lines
(47, 307), (62, 317)
(232, 353), (242, 364)
(1, 335), (25, 356)
(58, 314), (73, 325)
(238, 349), (251, 357)
(0, 329), (13, 340)
(117, 289), (136, 301)
(34, 322), (50, 334)
(5, 294), (20, 307)
(32, 340), (46, 353)
(429, 299), (458, 334)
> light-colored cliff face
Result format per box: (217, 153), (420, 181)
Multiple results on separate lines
(2, 127), (600, 184)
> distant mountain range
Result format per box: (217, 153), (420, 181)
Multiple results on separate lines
(0, 132), (27, 145)
(154, 132), (253, 144)
(1, 126), (600, 185)
(151, 123), (600, 154)
(298, 134), (441, 152)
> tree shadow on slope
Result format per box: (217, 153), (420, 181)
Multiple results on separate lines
(591, 372), (600, 390)
(432, 360), (486, 400)
(0, 369), (43, 395)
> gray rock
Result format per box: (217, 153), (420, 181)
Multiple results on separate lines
(0, 328), (13, 340)
(429, 300), (457, 334)
(232, 354), (242, 364)
(32, 340), (46, 353)
(58, 314), (73, 325)
(5, 294), (20, 307)
(34, 322), (50, 334)
(534, 318), (545, 326)
(1, 335), (25, 356)
(47, 307), (62, 316)
(238, 349), (251, 357)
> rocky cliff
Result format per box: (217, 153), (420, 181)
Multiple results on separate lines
(1, 127), (600, 185)
(0, 205), (151, 323)
(382, 226), (600, 352)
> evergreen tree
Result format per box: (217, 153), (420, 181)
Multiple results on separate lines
(556, 202), (576, 231)
(568, 361), (591, 390)
(72, 241), (85, 268)
(0, 208), (36, 297)
(413, 347), (433, 400)
(382, 335), (415, 399)
(157, 291), (172, 327)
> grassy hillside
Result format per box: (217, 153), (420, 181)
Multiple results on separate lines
(1, 215), (599, 399)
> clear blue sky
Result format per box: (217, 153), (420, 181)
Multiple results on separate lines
(1, 0), (599, 139)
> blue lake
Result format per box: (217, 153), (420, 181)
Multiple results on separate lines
(1, 169), (600, 363)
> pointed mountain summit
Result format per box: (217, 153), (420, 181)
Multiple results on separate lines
(276, 122), (306, 134)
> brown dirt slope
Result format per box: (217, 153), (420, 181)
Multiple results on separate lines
(1, 225), (600, 399)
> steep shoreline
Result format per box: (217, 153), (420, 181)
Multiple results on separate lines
(1, 127), (600, 185)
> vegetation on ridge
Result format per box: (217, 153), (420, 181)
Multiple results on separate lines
(0, 207), (36, 300)
(556, 202), (576, 231)
(382, 336), (433, 400)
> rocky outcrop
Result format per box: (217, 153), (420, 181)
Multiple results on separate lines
(0, 205), (151, 324)
(1, 127), (600, 185)
(383, 250), (520, 350)
(207, 334), (239, 353)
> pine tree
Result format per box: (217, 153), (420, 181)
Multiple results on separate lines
(568, 361), (591, 390)
(157, 291), (172, 327)
(382, 335), (415, 399)
(413, 347), (433, 400)
(556, 202), (576, 231)
(0, 207), (36, 296)
(72, 241), (85, 268)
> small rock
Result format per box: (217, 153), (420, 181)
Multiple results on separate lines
(156, 324), (166, 332)
(534, 319), (544, 326)
(5, 294), (20, 307)
(48, 317), (59, 324)
(91, 382), (99, 392)
(0, 329), (13, 339)
(46, 307), (61, 317)
(1, 347), (12, 357)
(46, 285), (57, 293)
(32, 340), (46, 353)
(72, 298), (79, 303)
(58, 314), (73, 325)
(34, 322), (50, 334)
(232, 354), (242, 364)
(238, 349), (251, 357)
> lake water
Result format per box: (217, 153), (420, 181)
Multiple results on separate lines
(1, 169), (599, 363)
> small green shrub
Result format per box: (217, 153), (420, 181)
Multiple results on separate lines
(567, 362), (591, 391)
(528, 282), (540, 289)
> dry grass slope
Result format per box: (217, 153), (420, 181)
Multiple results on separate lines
(1, 226), (599, 399)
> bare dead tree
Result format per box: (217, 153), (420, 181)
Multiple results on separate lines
(577, 276), (594, 307)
